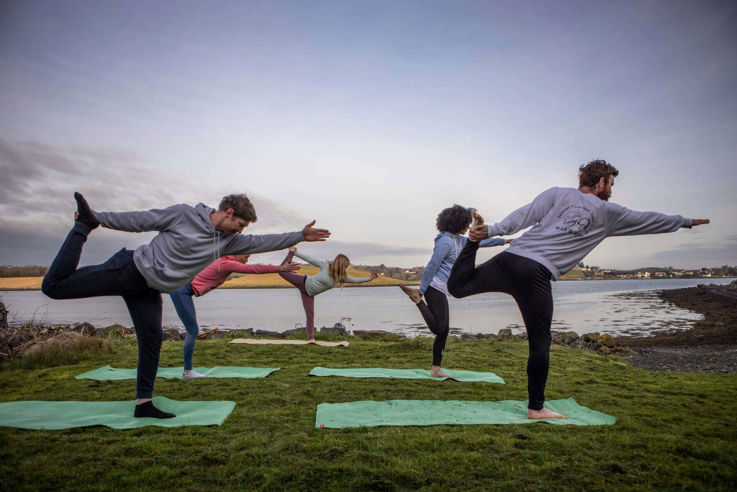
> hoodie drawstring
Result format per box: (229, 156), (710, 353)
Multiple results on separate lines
(212, 232), (221, 273)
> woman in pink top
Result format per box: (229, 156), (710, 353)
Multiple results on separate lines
(169, 254), (299, 378)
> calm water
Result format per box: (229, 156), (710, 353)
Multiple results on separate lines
(1, 278), (734, 337)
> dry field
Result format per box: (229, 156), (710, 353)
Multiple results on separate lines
(222, 265), (413, 288)
(0, 277), (43, 290)
(0, 268), (414, 291)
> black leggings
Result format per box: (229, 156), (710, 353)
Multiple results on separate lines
(447, 243), (552, 410)
(42, 223), (163, 399)
(416, 286), (449, 366)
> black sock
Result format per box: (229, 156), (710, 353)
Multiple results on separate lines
(134, 401), (176, 419)
(74, 192), (100, 229)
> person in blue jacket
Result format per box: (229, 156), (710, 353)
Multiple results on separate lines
(399, 205), (508, 377)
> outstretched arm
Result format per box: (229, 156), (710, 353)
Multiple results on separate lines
(345, 273), (378, 284)
(230, 262), (299, 274)
(302, 220), (331, 242)
(687, 219), (710, 228)
(238, 264), (289, 274)
(294, 251), (329, 269)
(607, 203), (707, 236)
(213, 257), (276, 275)
(478, 187), (559, 241)
(95, 204), (185, 233)
(228, 231), (304, 255)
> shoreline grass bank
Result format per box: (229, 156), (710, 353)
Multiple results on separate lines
(1, 335), (736, 490)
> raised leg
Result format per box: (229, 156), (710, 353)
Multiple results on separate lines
(43, 233), (145, 300)
(447, 243), (513, 299)
(280, 249), (295, 266)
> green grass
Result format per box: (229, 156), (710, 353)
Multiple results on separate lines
(1, 336), (736, 491)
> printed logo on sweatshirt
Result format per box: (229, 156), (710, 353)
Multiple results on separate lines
(555, 205), (595, 237)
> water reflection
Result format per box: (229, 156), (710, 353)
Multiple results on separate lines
(1, 278), (732, 338)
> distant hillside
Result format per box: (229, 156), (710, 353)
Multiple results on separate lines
(0, 265), (48, 278)
(559, 269), (585, 280)
(222, 265), (416, 288)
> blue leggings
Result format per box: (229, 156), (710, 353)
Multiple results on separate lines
(169, 284), (199, 370)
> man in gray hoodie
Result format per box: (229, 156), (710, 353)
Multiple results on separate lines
(447, 160), (709, 420)
(42, 192), (330, 418)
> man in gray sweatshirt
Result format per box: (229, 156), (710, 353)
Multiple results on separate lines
(42, 192), (330, 419)
(447, 160), (709, 420)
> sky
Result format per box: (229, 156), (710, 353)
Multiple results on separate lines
(1, 0), (736, 270)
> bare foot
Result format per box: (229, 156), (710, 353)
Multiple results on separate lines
(430, 367), (451, 378)
(307, 338), (317, 344)
(471, 210), (484, 227)
(528, 407), (566, 419)
(399, 285), (421, 304)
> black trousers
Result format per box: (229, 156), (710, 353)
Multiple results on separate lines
(447, 243), (553, 410)
(42, 223), (163, 399)
(416, 286), (450, 366)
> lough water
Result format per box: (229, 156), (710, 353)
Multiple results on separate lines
(1, 278), (733, 337)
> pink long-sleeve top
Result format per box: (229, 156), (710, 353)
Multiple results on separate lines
(190, 255), (280, 296)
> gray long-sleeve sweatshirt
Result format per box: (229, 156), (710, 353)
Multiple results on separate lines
(96, 203), (303, 293)
(487, 187), (691, 280)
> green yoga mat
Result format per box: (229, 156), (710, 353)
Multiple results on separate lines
(309, 366), (504, 384)
(0, 396), (235, 430)
(75, 365), (279, 380)
(315, 398), (616, 428)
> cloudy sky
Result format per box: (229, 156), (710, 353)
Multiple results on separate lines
(1, 0), (735, 270)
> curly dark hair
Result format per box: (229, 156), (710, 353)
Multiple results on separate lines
(579, 160), (619, 188)
(436, 204), (472, 234)
(219, 194), (258, 223)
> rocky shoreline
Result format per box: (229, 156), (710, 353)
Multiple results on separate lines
(615, 281), (737, 373)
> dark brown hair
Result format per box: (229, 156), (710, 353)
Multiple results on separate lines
(219, 194), (257, 223)
(578, 160), (619, 188)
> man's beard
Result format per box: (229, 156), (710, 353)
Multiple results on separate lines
(596, 189), (611, 201)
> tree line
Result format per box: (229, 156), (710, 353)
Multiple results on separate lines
(0, 265), (49, 277)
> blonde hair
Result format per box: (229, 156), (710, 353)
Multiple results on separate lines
(328, 254), (350, 287)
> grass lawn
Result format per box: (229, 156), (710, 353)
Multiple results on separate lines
(1, 335), (735, 490)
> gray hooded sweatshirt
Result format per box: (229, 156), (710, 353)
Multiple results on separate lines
(487, 187), (691, 280)
(96, 203), (303, 293)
